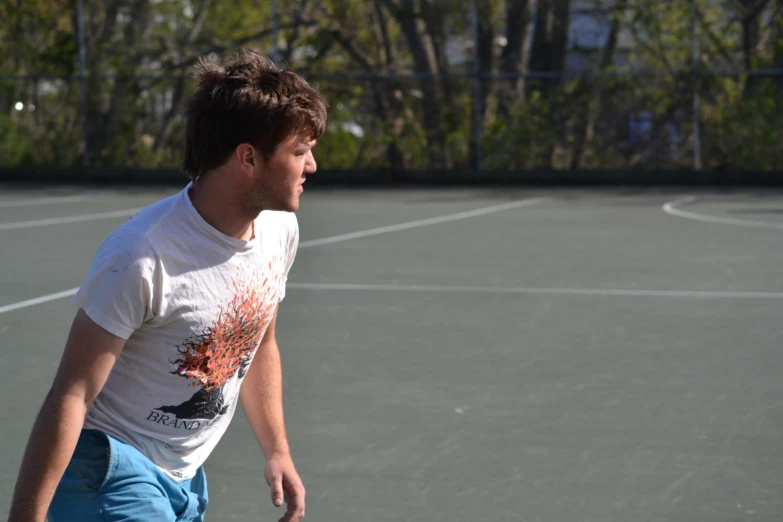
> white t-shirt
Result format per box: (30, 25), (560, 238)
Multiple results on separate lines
(72, 183), (299, 481)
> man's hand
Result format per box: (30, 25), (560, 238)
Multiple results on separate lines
(265, 453), (305, 522)
(241, 308), (303, 520)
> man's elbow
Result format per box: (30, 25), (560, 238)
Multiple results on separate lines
(45, 383), (95, 414)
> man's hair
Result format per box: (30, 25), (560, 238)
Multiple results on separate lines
(183, 49), (327, 179)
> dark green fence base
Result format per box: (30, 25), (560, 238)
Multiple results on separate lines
(1, 167), (782, 187)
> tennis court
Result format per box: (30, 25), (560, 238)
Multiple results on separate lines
(1, 184), (782, 521)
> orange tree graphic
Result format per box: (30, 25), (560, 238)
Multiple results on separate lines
(171, 263), (282, 391)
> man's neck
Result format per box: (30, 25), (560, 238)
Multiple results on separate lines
(188, 173), (257, 241)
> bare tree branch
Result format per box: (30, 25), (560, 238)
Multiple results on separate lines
(696, 4), (738, 68)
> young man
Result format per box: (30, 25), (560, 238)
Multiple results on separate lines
(8, 49), (327, 522)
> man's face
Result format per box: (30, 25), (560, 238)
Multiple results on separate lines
(244, 135), (317, 213)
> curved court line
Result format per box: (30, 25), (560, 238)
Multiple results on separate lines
(0, 208), (142, 231)
(0, 195), (90, 209)
(288, 282), (783, 299)
(663, 196), (783, 230)
(0, 197), (547, 314)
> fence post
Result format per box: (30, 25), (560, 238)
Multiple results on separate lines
(691, 0), (702, 170)
(272, 0), (280, 62)
(470, 0), (483, 172)
(76, 0), (90, 167)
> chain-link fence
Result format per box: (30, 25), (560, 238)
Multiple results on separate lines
(2, 0), (783, 176)
(3, 70), (782, 172)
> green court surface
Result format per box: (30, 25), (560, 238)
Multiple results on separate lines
(1, 185), (782, 521)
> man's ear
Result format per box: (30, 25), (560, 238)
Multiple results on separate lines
(235, 143), (257, 176)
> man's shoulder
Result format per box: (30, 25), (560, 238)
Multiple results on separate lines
(126, 190), (184, 235)
(96, 191), (183, 264)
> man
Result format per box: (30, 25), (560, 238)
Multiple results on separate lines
(8, 49), (327, 522)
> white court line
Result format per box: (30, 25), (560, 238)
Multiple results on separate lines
(298, 197), (548, 247)
(0, 208), (142, 231)
(663, 196), (783, 230)
(0, 288), (81, 314)
(0, 197), (546, 314)
(288, 282), (783, 299)
(0, 195), (90, 209)
(4, 280), (781, 315)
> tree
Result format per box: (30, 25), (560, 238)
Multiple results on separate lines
(2, 0), (782, 171)
(570, 0), (628, 170)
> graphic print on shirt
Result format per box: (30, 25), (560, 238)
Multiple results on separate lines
(154, 259), (283, 423)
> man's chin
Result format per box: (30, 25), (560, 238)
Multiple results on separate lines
(256, 193), (298, 213)
(270, 198), (299, 213)
(282, 196), (299, 212)
(287, 193), (301, 212)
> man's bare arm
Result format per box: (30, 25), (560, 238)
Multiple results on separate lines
(8, 309), (127, 522)
(240, 306), (289, 459)
(240, 307), (305, 522)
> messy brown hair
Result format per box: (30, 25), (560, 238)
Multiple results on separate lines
(183, 49), (327, 179)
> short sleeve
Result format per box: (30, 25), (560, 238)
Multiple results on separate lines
(278, 214), (299, 302)
(71, 238), (157, 339)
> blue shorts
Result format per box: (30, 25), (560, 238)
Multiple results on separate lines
(49, 429), (208, 522)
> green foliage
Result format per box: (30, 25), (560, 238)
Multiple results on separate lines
(0, 114), (36, 165)
(703, 78), (783, 170)
(484, 90), (553, 169)
(0, 0), (781, 171)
